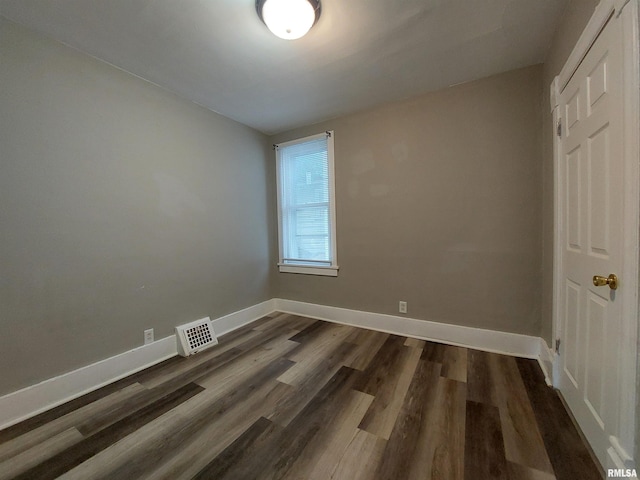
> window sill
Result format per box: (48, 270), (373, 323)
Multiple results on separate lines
(277, 264), (339, 277)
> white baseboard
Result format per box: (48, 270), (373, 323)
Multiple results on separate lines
(0, 335), (177, 431)
(537, 339), (555, 386)
(209, 299), (276, 336)
(0, 299), (276, 431)
(0, 297), (552, 431)
(274, 299), (546, 360)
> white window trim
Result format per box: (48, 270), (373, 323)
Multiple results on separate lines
(275, 130), (338, 276)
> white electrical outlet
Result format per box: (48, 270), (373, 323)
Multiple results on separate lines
(144, 328), (154, 345)
(399, 301), (407, 314)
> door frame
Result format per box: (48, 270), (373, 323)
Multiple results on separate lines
(550, 0), (640, 469)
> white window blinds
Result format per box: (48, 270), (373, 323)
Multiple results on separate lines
(277, 132), (336, 272)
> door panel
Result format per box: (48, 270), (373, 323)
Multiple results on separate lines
(587, 125), (610, 256)
(584, 290), (606, 427)
(564, 280), (580, 387)
(566, 147), (582, 250)
(557, 11), (624, 466)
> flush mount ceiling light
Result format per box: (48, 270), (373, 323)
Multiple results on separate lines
(256, 0), (321, 40)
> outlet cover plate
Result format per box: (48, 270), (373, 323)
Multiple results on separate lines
(399, 301), (407, 314)
(144, 328), (154, 345)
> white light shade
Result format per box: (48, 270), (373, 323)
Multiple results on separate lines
(261, 0), (316, 40)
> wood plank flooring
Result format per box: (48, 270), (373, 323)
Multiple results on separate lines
(0, 312), (602, 479)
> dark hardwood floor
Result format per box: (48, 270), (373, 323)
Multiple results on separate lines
(0, 312), (602, 479)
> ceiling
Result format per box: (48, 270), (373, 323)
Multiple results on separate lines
(0, 0), (569, 135)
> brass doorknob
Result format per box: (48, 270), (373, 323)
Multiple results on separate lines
(593, 274), (618, 290)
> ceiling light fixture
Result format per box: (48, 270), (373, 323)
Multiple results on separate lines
(256, 0), (321, 40)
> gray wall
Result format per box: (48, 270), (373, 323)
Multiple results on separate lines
(0, 18), (275, 396)
(0, 2), (600, 398)
(540, 0), (599, 344)
(271, 65), (544, 337)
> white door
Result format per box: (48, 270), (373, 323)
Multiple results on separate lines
(556, 11), (625, 467)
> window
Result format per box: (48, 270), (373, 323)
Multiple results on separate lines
(276, 131), (338, 276)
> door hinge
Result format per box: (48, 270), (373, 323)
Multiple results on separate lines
(555, 339), (561, 355)
(556, 119), (562, 138)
